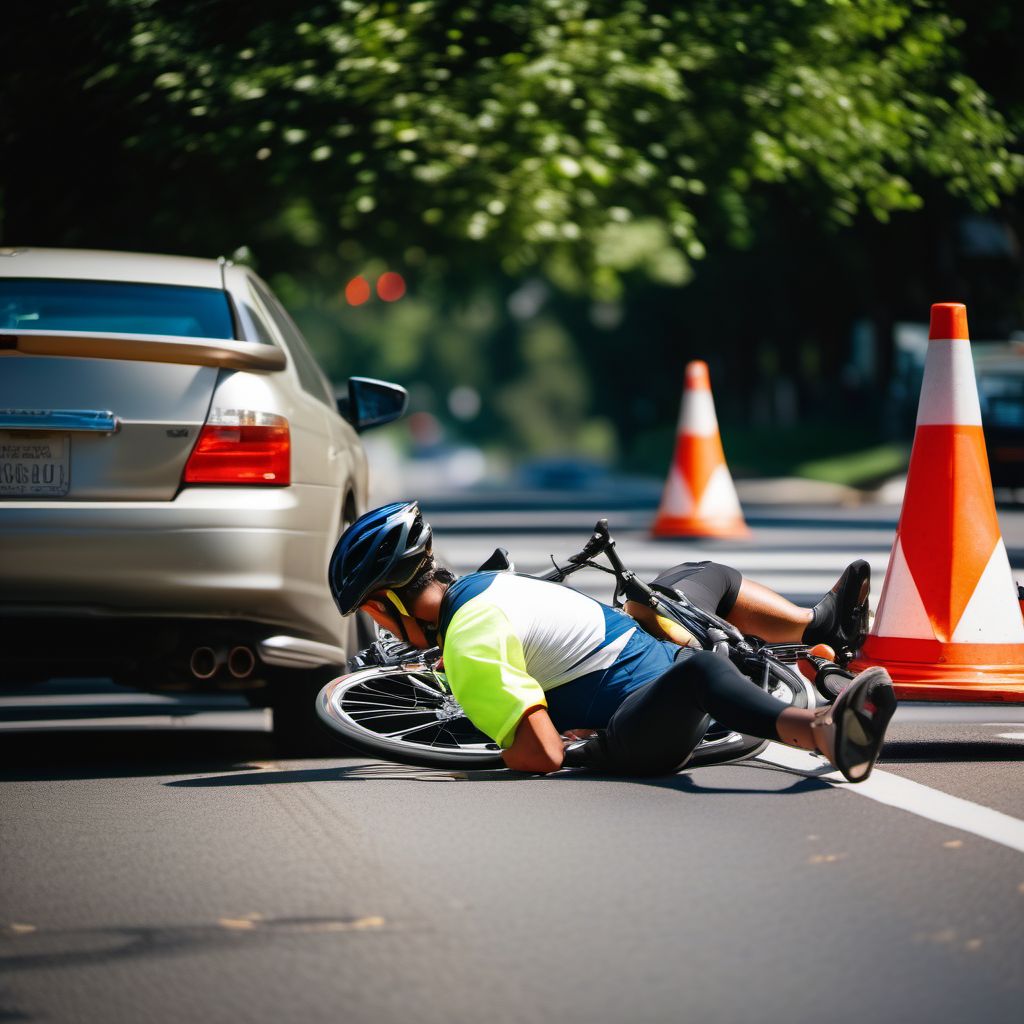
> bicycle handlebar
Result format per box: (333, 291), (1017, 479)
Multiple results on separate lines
(570, 518), (612, 563)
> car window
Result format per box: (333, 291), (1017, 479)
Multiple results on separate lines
(248, 277), (335, 407)
(979, 374), (1024, 428)
(0, 279), (235, 338)
(238, 284), (279, 346)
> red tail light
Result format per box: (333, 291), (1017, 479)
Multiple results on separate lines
(183, 410), (290, 485)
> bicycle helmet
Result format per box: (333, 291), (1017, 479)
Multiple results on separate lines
(328, 501), (433, 616)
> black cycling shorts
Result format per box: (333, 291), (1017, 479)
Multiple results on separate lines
(649, 561), (742, 618)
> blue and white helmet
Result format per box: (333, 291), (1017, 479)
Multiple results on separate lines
(328, 501), (433, 616)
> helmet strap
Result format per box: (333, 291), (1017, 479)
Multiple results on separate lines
(383, 588), (438, 648)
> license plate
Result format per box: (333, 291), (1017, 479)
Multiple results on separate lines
(0, 432), (71, 496)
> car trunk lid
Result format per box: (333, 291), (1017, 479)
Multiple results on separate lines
(0, 330), (285, 501)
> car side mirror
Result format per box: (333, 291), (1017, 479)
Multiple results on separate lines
(338, 376), (408, 432)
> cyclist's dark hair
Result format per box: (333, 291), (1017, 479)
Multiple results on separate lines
(394, 555), (455, 605)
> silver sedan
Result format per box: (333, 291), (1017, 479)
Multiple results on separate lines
(0, 247), (402, 750)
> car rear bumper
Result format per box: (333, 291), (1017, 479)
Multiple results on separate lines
(0, 484), (344, 644)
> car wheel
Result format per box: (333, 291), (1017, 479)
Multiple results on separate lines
(269, 613), (375, 757)
(269, 663), (353, 757)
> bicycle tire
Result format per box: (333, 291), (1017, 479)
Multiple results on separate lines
(317, 664), (505, 769)
(684, 729), (768, 769)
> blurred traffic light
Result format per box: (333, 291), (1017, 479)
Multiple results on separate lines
(343, 271), (406, 305)
(377, 272), (406, 302)
(344, 275), (371, 306)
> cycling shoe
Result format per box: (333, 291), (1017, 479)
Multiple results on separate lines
(816, 559), (871, 656)
(813, 666), (896, 783)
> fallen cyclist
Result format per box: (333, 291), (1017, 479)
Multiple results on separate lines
(328, 502), (896, 782)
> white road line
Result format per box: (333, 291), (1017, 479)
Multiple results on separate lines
(0, 710), (271, 732)
(997, 732), (1024, 741)
(757, 742), (1024, 855)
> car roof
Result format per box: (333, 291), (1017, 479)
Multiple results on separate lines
(0, 247), (225, 289)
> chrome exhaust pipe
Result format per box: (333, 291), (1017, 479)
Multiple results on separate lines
(190, 646), (222, 680)
(227, 645), (256, 680)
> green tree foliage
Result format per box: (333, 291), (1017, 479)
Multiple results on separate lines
(4, 0), (1019, 293)
(2, 1), (1021, 466)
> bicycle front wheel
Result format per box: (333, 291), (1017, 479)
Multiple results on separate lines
(317, 664), (505, 769)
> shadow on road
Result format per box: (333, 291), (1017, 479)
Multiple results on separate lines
(881, 739), (1024, 763)
(0, 730), (284, 782)
(165, 759), (832, 796)
(5, 728), (1016, 787)
(161, 735), (1023, 791)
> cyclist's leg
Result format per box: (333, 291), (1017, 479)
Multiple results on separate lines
(654, 560), (828, 645)
(586, 650), (793, 776)
(650, 561), (742, 617)
(726, 578), (812, 642)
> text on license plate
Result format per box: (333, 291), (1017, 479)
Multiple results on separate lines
(0, 432), (71, 496)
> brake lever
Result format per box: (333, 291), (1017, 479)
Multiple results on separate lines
(570, 518), (611, 563)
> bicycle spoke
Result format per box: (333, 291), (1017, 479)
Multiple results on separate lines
(373, 674), (446, 700)
(345, 682), (444, 709)
(357, 681), (419, 705)
(384, 717), (461, 740)
(343, 692), (423, 707)
(345, 707), (435, 721)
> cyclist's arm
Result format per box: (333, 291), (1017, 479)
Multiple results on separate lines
(443, 601), (557, 760)
(502, 706), (565, 774)
(624, 599), (696, 647)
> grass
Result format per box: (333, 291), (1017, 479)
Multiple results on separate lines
(793, 442), (911, 487)
(624, 421), (912, 489)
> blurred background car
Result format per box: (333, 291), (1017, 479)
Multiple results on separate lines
(0, 247), (406, 750)
(977, 344), (1024, 491)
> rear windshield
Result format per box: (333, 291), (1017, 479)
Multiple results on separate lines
(0, 279), (236, 339)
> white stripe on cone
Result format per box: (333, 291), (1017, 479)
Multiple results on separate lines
(917, 338), (983, 427)
(658, 465), (695, 518)
(952, 539), (1024, 643)
(872, 537), (935, 640)
(678, 390), (719, 437)
(696, 463), (745, 518)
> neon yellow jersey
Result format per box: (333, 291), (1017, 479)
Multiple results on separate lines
(441, 600), (547, 748)
(439, 572), (644, 748)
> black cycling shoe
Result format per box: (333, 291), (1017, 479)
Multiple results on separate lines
(811, 559), (871, 657)
(813, 666), (896, 783)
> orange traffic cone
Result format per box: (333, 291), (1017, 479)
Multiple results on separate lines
(850, 302), (1024, 701)
(652, 361), (750, 539)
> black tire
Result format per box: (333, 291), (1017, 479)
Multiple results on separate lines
(269, 608), (375, 756)
(270, 664), (352, 756)
(317, 665), (504, 769)
(684, 728), (768, 769)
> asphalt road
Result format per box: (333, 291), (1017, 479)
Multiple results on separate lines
(2, 497), (1023, 1024)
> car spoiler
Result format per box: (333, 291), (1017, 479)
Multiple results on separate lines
(0, 328), (287, 372)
